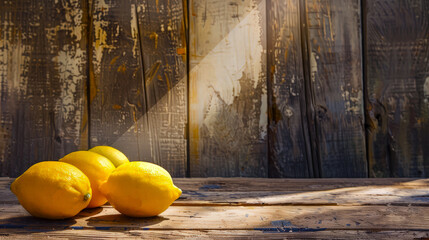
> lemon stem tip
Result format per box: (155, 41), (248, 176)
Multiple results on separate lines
(84, 193), (91, 201)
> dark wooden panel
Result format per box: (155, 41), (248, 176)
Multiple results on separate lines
(89, 0), (187, 176)
(0, 0), (89, 177)
(365, 0), (429, 177)
(135, 0), (187, 177)
(304, 0), (367, 177)
(188, 0), (268, 177)
(267, 0), (312, 177)
(90, 0), (148, 159)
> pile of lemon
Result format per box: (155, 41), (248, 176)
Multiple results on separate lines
(10, 146), (182, 219)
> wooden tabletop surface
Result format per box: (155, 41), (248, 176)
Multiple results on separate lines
(1, 177), (429, 239)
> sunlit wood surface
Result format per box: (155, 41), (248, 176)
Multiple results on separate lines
(1, 177), (428, 238)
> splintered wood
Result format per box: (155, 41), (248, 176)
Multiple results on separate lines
(0, 178), (428, 238)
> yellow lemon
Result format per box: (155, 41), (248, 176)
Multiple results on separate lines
(88, 146), (129, 167)
(99, 161), (182, 217)
(10, 161), (92, 219)
(59, 151), (115, 208)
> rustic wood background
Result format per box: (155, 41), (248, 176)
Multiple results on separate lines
(0, 0), (428, 178)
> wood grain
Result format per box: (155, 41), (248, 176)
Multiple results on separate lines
(1, 0), (428, 179)
(1, 204), (428, 230)
(189, 0), (268, 177)
(134, 0), (187, 177)
(2, 229), (429, 240)
(266, 0), (312, 177)
(0, 0), (89, 177)
(89, 0), (187, 177)
(90, 0), (186, 176)
(177, 189), (429, 206)
(89, 0), (151, 163)
(304, 0), (367, 177)
(3, 177), (429, 206)
(365, 0), (429, 177)
(2, 178), (428, 238)
(175, 177), (429, 192)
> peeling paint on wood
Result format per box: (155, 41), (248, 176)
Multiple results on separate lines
(89, 0), (187, 177)
(365, 0), (429, 177)
(1, 0), (429, 178)
(89, 0), (151, 165)
(189, 0), (268, 177)
(0, 0), (88, 176)
(304, 0), (367, 177)
(267, 0), (312, 177)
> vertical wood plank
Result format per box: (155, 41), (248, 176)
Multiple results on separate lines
(304, 0), (367, 177)
(90, 0), (150, 164)
(189, 0), (268, 177)
(365, 0), (429, 177)
(0, 0), (89, 176)
(135, 0), (187, 177)
(267, 0), (312, 177)
(90, 0), (187, 176)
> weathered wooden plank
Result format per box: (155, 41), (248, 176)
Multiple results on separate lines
(89, 0), (150, 163)
(0, 0), (89, 177)
(2, 229), (429, 239)
(175, 177), (429, 192)
(2, 177), (428, 238)
(134, 0), (187, 177)
(1, 204), (428, 230)
(3, 178), (429, 206)
(90, 0), (187, 177)
(3, 177), (428, 194)
(266, 0), (312, 177)
(189, 0), (268, 177)
(177, 187), (429, 206)
(303, 0), (367, 177)
(365, 0), (429, 177)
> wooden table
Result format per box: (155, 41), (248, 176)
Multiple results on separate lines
(1, 177), (429, 239)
